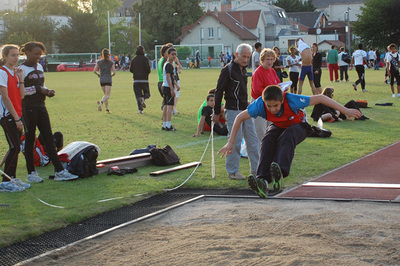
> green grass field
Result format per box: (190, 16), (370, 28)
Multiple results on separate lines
(0, 67), (399, 247)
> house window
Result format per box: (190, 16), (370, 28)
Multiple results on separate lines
(217, 27), (221, 39)
(277, 11), (286, 18)
(208, 28), (214, 39)
(200, 28), (204, 40)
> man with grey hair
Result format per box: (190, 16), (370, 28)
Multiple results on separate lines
(213, 43), (259, 180)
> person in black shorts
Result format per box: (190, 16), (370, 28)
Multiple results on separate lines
(161, 48), (179, 131)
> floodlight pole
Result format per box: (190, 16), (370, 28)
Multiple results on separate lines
(108, 11), (111, 54)
(139, 13), (142, 46)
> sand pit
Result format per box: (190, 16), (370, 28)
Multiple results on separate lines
(29, 198), (400, 265)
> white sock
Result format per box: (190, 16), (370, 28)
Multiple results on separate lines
(166, 121), (171, 128)
(162, 122), (166, 127)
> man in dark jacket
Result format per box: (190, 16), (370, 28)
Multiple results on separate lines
(213, 43), (259, 180)
(130, 45), (151, 113)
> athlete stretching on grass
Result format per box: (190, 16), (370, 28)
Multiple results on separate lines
(218, 85), (361, 198)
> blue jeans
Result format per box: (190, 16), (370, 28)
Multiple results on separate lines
(225, 109), (259, 175)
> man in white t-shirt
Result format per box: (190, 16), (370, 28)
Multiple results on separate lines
(385, 43), (400, 97)
(350, 43), (368, 92)
(251, 42), (262, 73)
(368, 49), (376, 68)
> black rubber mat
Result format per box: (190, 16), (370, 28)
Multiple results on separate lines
(0, 188), (253, 265)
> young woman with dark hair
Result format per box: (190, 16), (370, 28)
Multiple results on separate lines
(0, 44), (32, 192)
(93, 48), (116, 113)
(19, 41), (78, 182)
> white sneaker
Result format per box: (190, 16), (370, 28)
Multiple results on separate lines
(14, 178), (31, 188)
(393, 94), (396, 98)
(0, 181), (25, 192)
(54, 169), (78, 181)
(26, 171), (43, 183)
(27, 171), (44, 183)
(397, 93), (400, 97)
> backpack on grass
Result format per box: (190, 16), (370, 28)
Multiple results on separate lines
(58, 141), (100, 178)
(150, 145), (180, 166)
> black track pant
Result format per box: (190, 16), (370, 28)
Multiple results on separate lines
(355, 65), (365, 90)
(0, 114), (21, 181)
(23, 106), (63, 173)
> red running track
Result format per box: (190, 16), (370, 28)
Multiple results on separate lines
(277, 141), (400, 201)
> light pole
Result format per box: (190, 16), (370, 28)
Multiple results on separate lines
(173, 12), (178, 42)
(345, 7), (351, 54)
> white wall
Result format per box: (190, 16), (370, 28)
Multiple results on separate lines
(180, 15), (256, 55)
(317, 3), (363, 22)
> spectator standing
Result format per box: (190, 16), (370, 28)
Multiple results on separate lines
(251, 42), (262, 74)
(327, 45), (339, 82)
(375, 48), (381, 70)
(20, 41), (78, 182)
(350, 43), (368, 92)
(213, 43), (259, 180)
(130, 45), (151, 114)
(385, 43), (400, 98)
(312, 43), (323, 93)
(251, 48), (280, 141)
(272, 46), (284, 82)
(338, 47), (350, 82)
(0, 44), (29, 192)
(286, 47), (301, 94)
(368, 49), (376, 68)
(195, 50), (201, 68)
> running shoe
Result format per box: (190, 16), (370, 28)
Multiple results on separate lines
(14, 178), (31, 188)
(54, 170), (79, 181)
(27, 171), (44, 183)
(97, 101), (102, 111)
(352, 83), (357, 91)
(139, 97), (146, 109)
(165, 126), (176, 131)
(248, 174), (268, 199)
(106, 109), (111, 114)
(270, 162), (283, 192)
(0, 181), (25, 192)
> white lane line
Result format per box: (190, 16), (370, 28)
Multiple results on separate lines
(304, 182), (400, 189)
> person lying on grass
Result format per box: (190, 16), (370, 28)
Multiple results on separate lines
(218, 85), (361, 198)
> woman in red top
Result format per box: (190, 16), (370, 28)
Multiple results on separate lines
(0, 44), (30, 192)
(251, 48), (281, 141)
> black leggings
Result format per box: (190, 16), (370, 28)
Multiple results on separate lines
(0, 115), (21, 181)
(23, 106), (64, 173)
(289, 72), (299, 92)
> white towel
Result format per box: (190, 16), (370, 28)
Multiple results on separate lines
(297, 39), (310, 53)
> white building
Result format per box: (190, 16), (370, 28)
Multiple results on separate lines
(312, 0), (365, 21)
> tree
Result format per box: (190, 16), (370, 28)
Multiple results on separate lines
(132, 0), (204, 44)
(353, 0), (400, 48)
(97, 19), (154, 55)
(274, 0), (315, 12)
(54, 12), (104, 53)
(2, 11), (56, 50)
(25, 0), (76, 16)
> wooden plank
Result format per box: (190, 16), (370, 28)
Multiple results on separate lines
(97, 157), (153, 174)
(97, 153), (151, 164)
(149, 162), (201, 176)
